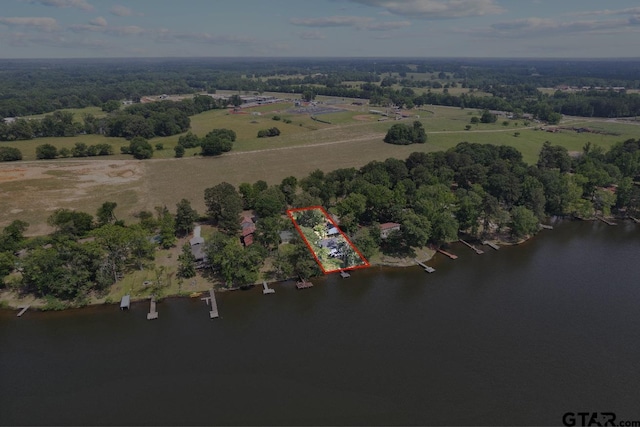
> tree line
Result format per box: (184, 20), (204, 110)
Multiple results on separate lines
(2, 138), (638, 306)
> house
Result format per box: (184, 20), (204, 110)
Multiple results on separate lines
(190, 226), (205, 262)
(240, 214), (256, 247)
(379, 222), (401, 239)
(327, 226), (340, 236)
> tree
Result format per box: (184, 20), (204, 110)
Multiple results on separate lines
(72, 142), (89, 157)
(470, 116), (480, 125)
(279, 176), (298, 204)
(128, 137), (154, 159)
(174, 144), (185, 158)
(401, 211), (431, 247)
(204, 182), (242, 235)
(102, 100), (121, 113)
(254, 186), (287, 218)
(383, 121), (426, 145)
(177, 244), (196, 279)
(175, 199), (198, 237)
(255, 216), (283, 251)
(200, 130), (233, 156)
(509, 206), (539, 238)
(0, 220), (29, 253)
(96, 202), (118, 226)
(47, 209), (94, 237)
(36, 144), (57, 159)
(480, 110), (497, 123)
(537, 141), (571, 172)
(158, 209), (176, 249)
(0, 147), (22, 162)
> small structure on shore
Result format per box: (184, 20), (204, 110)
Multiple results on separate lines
(416, 261), (435, 273)
(147, 296), (158, 320)
(201, 288), (219, 318)
(482, 241), (500, 251)
(296, 278), (313, 289)
(16, 305), (30, 317)
(437, 248), (458, 260)
(539, 223), (554, 230)
(379, 222), (401, 239)
(459, 239), (484, 255)
(120, 295), (130, 310)
(262, 281), (275, 294)
(340, 270), (351, 278)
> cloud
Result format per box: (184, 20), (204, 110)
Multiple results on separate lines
(346, 0), (504, 19)
(490, 17), (636, 36)
(110, 5), (133, 17)
(570, 7), (640, 17)
(298, 30), (326, 40)
(23, 0), (93, 11)
(290, 15), (410, 31)
(290, 15), (373, 28)
(0, 17), (58, 32)
(89, 16), (107, 27)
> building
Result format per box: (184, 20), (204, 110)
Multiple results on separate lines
(379, 222), (401, 239)
(240, 214), (256, 247)
(189, 226), (205, 262)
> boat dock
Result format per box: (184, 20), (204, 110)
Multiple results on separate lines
(459, 239), (484, 255)
(539, 224), (554, 230)
(340, 270), (351, 278)
(201, 288), (219, 318)
(631, 217), (640, 224)
(262, 281), (275, 294)
(482, 241), (500, 250)
(296, 279), (313, 289)
(146, 296), (158, 320)
(120, 295), (130, 310)
(437, 249), (458, 260)
(16, 305), (30, 317)
(596, 217), (617, 226)
(416, 260), (435, 273)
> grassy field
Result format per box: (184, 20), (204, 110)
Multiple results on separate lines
(23, 106), (107, 122)
(2, 100), (638, 234)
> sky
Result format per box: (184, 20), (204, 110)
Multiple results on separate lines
(1, 0), (640, 58)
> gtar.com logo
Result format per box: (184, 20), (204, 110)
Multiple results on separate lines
(562, 412), (616, 426)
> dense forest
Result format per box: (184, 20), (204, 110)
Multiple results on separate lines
(2, 139), (638, 307)
(1, 58), (639, 122)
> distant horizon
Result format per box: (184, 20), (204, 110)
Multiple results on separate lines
(1, 0), (640, 58)
(1, 56), (639, 61)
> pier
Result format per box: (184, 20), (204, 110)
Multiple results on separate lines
(631, 217), (640, 224)
(262, 281), (275, 294)
(596, 217), (617, 226)
(296, 278), (313, 289)
(120, 295), (130, 310)
(146, 296), (158, 320)
(437, 249), (458, 260)
(340, 270), (351, 278)
(459, 239), (484, 255)
(539, 224), (554, 230)
(482, 241), (500, 250)
(200, 288), (219, 318)
(16, 305), (30, 317)
(416, 260), (435, 273)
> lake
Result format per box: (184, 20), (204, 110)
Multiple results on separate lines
(1, 220), (639, 426)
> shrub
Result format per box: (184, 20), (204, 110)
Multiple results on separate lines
(257, 127), (281, 138)
(155, 143), (164, 150)
(35, 144), (57, 159)
(383, 121), (426, 145)
(128, 137), (153, 159)
(174, 144), (185, 158)
(0, 146), (22, 161)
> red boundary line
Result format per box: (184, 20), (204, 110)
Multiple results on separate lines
(286, 206), (370, 275)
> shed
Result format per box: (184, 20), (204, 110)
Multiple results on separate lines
(120, 294), (131, 310)
(379, 222), (401, 239)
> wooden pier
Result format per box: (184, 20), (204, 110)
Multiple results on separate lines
(482, 241), (500, 251)
(596, 217), (617, 226)
(16, 305), (30, 317)
(146, 296), (158, 320)
(416, 260), (435, 273)
(201, 288), (219, 318)
(459, 239), (484, 255)
(631, 217), (640, 224)
(539, 223), (554, 230)
(296, 279), (313, 289)
(340, 270), (351, 278)
(437, 249), (458, 260)
(262, 281), (275, 295)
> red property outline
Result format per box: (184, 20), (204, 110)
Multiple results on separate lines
(286, 206), (370, 274)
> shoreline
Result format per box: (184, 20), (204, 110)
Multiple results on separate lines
(1, 216), (629, 313)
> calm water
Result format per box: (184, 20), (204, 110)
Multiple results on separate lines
(1, 221), (639, 426)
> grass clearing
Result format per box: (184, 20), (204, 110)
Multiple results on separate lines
(2, 103), (638, 233)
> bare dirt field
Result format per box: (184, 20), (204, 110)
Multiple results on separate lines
(0, 160), (149, 235)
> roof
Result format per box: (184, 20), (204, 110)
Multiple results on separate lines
(120, 295), (130, 308)
(193, 225), (201, 239)
(380, 222), (401, 230)
(241, 225), (256, 237)
(190, 243), (205, 261)
(190, 236), (204, 246)
(327, 227), (340, 235)
(243, 234), (254, 246)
